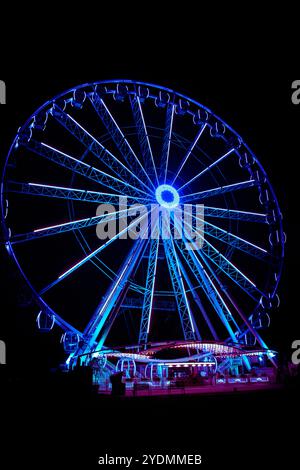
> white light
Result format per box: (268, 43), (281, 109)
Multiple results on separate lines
(155, 184), (180, 209)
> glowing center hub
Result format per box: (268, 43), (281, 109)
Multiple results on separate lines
(155, 184), (180, 209)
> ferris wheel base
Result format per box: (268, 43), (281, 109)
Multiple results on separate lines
(67, 341), (278, 393)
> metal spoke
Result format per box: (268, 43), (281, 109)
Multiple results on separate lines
(195, 247), (276, 366)
(78, 218), (152, 354)
(174, 236), (239, 343)
(220, 289), (277, 367)
(178, 214), (264, 300)
(180, 179), (257, 204)
(21, 139), (148, 198)
(172, 213), (240, 335)
(159, 103), (175, 184)
(130, 95), (159, 185)
(163, 221), (196, 341)
(204, 206), (267, 223)
(189, 211), (269, 260)
(51, 105), (151, 193)
(10, 206), (146, 243)
(89, 92), (155, 190)
(39, 210), (149, 295)
(172, 124), (207, 184)
(88, 236), (148, 351)
(139, 220), (160, 347)
(7, 181), (149, 205)
(179, 148), (236, 191)
(177, 261), (217, 341)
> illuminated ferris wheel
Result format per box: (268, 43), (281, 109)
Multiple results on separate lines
(1, 80), (285, 376)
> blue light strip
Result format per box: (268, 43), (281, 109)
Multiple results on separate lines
(28, 182), (139, 199)
(11, 206), (145, 243)
(42, 141), (148, 197)
(23, 138), (148, 199)
(136, 97), (158, 184)
(172, 123), (207, 184)
(58, 212), (148, 280)
(52, 107), (152, 194)
(176, 259), (202, 341)
(181, 214), (258, 290)
(39, 211), (149, 295)
(203, 268), (240, 332)
(130, 95), (159, 185)
(89, 92), (155, 190)
(163, 219), (196, 339)
(180, 179), (256, 203)
(139, 219), (160, 345)
(180, 263), (219, 340)
(83, 217), (152, 352)
(190, 211), (268, 260)
(204, 206), (267, 223)
(161, 104), (175, 184)
(8, 181), (150, 205)
(172, 214), (239, 342)
(146, 244), (159, 332)
(179, 148), (235, 191)
(195, 246), (274, 365)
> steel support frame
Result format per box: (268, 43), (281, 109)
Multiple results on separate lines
(159, 102), (175, 184)
(51, 105), (148, 193)
(39, 211), (149, 295)
(138, 236), (160, 346)
(89, 92), (153, 189)
(191, 214), (268, 260)
(76, 235), (148, 358)
(178, 261), (217, 341)
(179, 148), (236, 192)
(180, 243), (251, 370)
(173, 215), (253, 368)
(11, 207), (145, 243)
(130, 95), (158, 184)
(175, 237), (239, 343)
(181, 216), (262, 300)
(121, 297), (176, 311)
(21, 139), (145, 199)
(199, 249), (276, 364)
(7, 181), (147, 205)
(163, 235), (196, 341)
(204, 206), (267, 224)
(180, 180), (257, 204)
(172, 124), (207, 184)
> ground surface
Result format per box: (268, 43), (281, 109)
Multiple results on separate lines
(1, 379), (299, 468)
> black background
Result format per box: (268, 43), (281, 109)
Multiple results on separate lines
(0, 41), (299, 468)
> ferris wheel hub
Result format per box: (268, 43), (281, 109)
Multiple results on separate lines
(155, 184), (180, 209)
